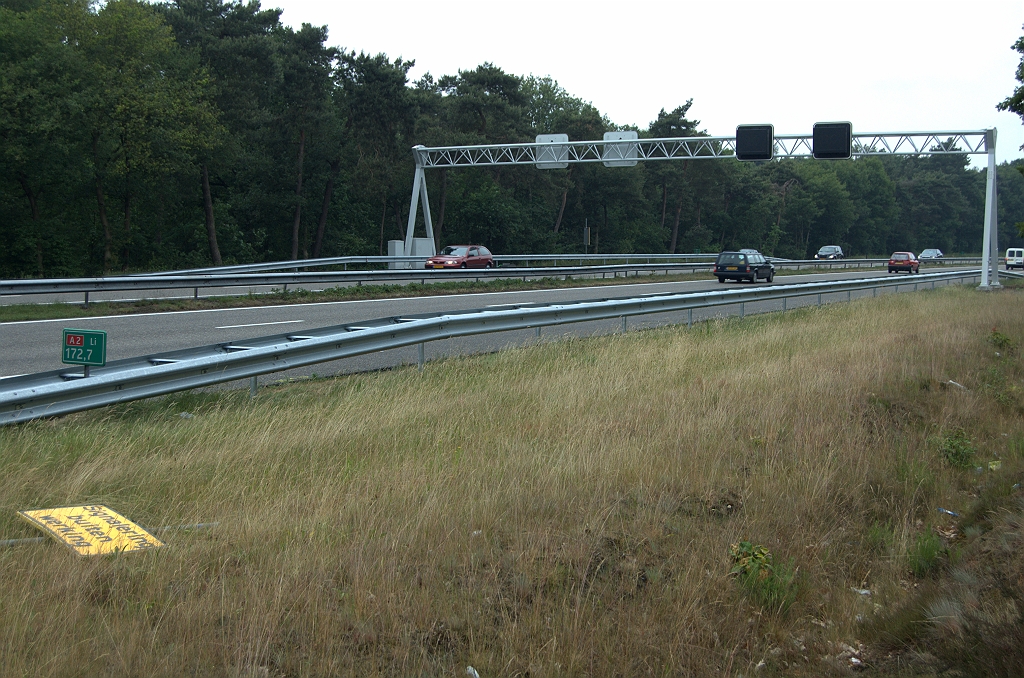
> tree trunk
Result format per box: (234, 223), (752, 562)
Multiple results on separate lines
(434, 169), (447, 250)
(201, 164), (223, 265)
(378, 193), (387, 255)
(659, 179), (668, 230)
(313, 158), (341, 259)
(93, 134), (112, 272)
(96, 176), (111, 272)
(18, 176), (44, 275)
(670, 201), (683, 253)
(291, 127), (306, 260)
(122, 187), (133, 271)
(553, 189), (568, 234)
(18, 176), (39, 221)
(769, 178), (796, 256)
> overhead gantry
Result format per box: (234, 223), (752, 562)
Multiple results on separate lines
(403, 126), (1000, 287)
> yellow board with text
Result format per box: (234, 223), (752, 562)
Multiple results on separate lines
(18, 505), (163, 556)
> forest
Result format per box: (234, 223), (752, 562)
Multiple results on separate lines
(3, 0), (1024, 278)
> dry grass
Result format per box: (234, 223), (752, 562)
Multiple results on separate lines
(2, 285), (1023, 676)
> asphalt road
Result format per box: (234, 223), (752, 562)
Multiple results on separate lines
(1, 268), (976, 388)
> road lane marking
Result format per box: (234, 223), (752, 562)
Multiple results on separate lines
(215, 320), (305, 329)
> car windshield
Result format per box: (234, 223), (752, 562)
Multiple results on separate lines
(717, 253), (745, 264)
(441, 246), (468, 256)
(818, 247), (836, 254)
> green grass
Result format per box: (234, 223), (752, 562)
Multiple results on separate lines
(2, 284), (1023, 676)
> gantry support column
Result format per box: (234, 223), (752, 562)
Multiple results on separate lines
(404, 147), (436, 259)
(980, 128), (1000, 289)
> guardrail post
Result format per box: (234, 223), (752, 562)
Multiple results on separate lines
(83, 291), (89, 307)
(687, 308), (692, 327)
(782, 297), (787, 311)
(621, 316), (627, 332)
(194, 287), (199, 300)
(740, 302), (744, 318)
(817, 293), (821, 306)
(418, 343), (425, 371)
(847, 290), (851, 302)
(249, 376), (257, 398)
(536, 326), (541, 338)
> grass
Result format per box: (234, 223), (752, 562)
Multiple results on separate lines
(1, 284), (1023, 676)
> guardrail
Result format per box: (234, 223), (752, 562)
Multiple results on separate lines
(1, 258), (982, 303)
(142, 253), (722, 276)
(143, 254), (979, 276)
(0, 269), (980, 425)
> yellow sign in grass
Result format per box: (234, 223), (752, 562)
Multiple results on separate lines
(18, 505), (163, 556)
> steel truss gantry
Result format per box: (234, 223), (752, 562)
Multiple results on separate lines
(405, 129), (1000, 287)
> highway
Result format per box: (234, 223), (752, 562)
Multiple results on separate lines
(1, 268), (974, 388)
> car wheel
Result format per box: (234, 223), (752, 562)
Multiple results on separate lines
(460, 263), (467, 269)
(485, 261), (493, 268)
(717, 277), (724, 283)
(767, 272), (774, 283)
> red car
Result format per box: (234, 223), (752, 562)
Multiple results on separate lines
(888, 252), (919, 274)
(425, 245), (494, 269)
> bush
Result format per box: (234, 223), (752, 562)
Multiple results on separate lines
(729, 541), (799, 613)
(988, 327), (1016, 353)
(938, 429), (976, 469)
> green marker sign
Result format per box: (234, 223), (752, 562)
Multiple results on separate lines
(62, 329), (107, 367)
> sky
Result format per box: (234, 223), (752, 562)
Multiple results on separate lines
(268, 0), (1024, 168)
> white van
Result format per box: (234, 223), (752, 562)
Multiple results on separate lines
(1007, 248), (1024, 270)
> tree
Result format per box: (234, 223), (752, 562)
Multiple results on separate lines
(83, 0), (217, 270)
(337, 51), (417, 254)
(646, 102), (701, 252)
(997, 26), (1024, 151)
(0, 0), (92, 276)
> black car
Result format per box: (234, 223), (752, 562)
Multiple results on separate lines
(814, 245), (844, 260)
(715, 251), (775, 283)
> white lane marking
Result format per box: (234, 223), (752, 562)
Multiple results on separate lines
(215, 320), (305, 329)
(2, 269), (950, 327)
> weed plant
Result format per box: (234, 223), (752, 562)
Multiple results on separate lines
(1, 285), (1023, 675)
(938, 428), (977, 469)
(908, 531), (944, 577)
